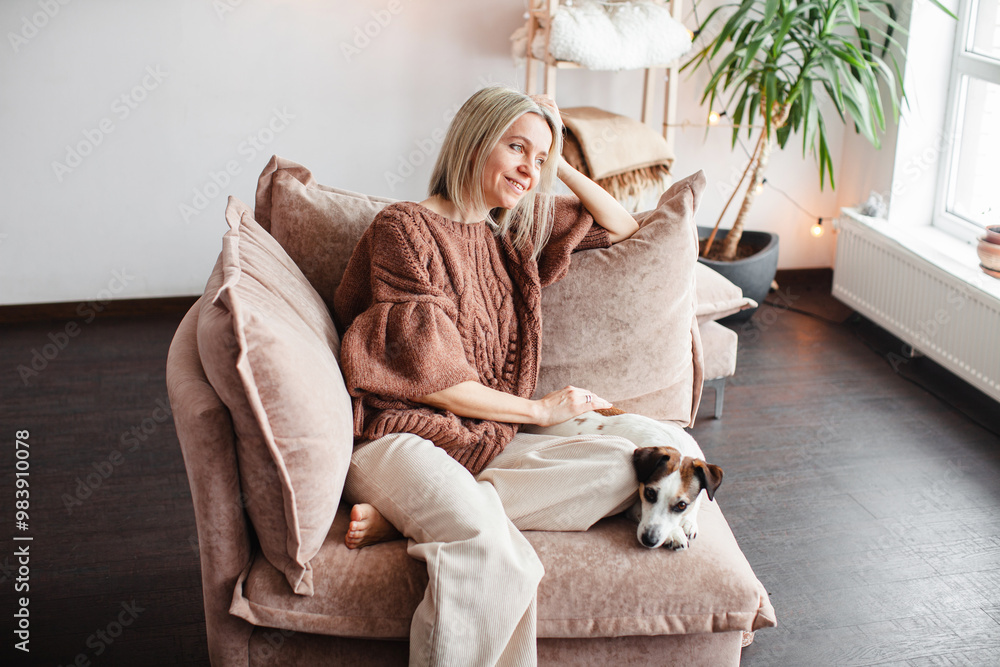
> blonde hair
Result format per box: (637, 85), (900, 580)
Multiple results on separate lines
(428, 86), (562, 259)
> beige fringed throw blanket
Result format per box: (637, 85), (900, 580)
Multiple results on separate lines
(560, 106), (673, 206)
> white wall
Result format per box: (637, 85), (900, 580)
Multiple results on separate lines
(831, 0), (962, 231)
(884, 0), (958, 229)
(1, 0), (880, 306)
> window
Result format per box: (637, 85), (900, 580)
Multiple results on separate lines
(937, 0), (1000, 240)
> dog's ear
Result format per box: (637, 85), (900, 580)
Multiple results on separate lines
(633, 447), (674, 484)
(632, 447), (665, 484)
(692, 460), (724, 501)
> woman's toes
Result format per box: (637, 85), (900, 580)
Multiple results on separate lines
(351, 503), (372, 524)
(346, 503), (385, 549)
(344, 503), (400, 549)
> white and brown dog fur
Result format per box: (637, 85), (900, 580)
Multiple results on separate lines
(525, 408), (723, 550)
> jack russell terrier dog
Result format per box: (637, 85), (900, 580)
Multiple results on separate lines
(525, 408), (723, 550)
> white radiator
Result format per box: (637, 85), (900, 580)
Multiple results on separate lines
(832, 214), (1000, 403)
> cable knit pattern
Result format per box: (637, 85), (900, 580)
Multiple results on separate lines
(334, 196), (611, 474)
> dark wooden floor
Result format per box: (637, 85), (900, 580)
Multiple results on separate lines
(691, 278), (1000, 666)
(2, 275), (998, 666)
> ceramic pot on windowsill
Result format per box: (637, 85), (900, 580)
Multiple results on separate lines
(978, 225), (1000, 279)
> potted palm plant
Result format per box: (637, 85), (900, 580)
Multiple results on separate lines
(684, 0), (951, 320)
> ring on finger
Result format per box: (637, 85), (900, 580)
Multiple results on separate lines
(585, 394), (592, 404)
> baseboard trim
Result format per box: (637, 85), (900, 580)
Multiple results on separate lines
(774, 268), (833, 287)
(0, 295), (200, 324)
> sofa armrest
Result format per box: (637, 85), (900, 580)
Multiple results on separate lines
(167, 298), (255, 665)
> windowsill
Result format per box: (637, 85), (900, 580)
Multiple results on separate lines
(839, 207), (1000, 302)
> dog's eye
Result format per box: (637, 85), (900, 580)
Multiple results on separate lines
(643, 487), (657, 503)
(672, 501), (688, 512)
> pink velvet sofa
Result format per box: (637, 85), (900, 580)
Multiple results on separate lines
(166, 156), (775, 665)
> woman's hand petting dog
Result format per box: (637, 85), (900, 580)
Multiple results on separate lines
(532, 385), (612, 427)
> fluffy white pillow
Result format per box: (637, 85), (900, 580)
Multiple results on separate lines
(536, 0), (692, 70)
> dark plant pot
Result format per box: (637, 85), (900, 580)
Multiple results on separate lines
(697, 227), (780, 323)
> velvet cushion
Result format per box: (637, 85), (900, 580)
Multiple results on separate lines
(534, 171), (707, 424)
(197, 196), (353, 596)
(254, 155), (393, 311)
(230, 499), (776, 639)
(695, 263), (756, 325)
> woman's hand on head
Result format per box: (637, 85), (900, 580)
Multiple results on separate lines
(531, 94), (562, 132)
(531, 94), (559, 117)
(532, 385), (612, 427)
(528, 94), (568, 176)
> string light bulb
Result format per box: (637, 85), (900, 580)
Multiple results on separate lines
(708, 110), (722, 125)
(754, 178), (767, 195)
(811, 218), (825, 237)
(686, 28), (695, 41)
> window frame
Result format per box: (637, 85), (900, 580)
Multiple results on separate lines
(935, 0), (1000, 242)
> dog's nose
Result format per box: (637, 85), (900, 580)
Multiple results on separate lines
(640, 532), (658, 548)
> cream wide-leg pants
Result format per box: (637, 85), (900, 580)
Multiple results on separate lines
(343, 430), (639, 667)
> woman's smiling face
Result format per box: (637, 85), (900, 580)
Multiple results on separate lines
(481, 112), (553, 211)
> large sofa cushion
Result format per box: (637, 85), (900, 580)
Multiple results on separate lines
(197, 196), (353, 596)
(534, 171), (707, 424)
(254, 155), (393, 312)
(229, 499), (776, 638)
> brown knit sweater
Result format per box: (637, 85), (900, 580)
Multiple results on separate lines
(333, 196), (611, 474)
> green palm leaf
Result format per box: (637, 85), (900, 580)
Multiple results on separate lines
(686, 0), (930, 175)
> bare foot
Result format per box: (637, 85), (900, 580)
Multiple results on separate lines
(345, 503), (401, 549)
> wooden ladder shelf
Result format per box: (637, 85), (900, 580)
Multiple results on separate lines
(523, 0), (685, 156)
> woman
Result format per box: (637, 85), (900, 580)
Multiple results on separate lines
(333, 86), (641, 666)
